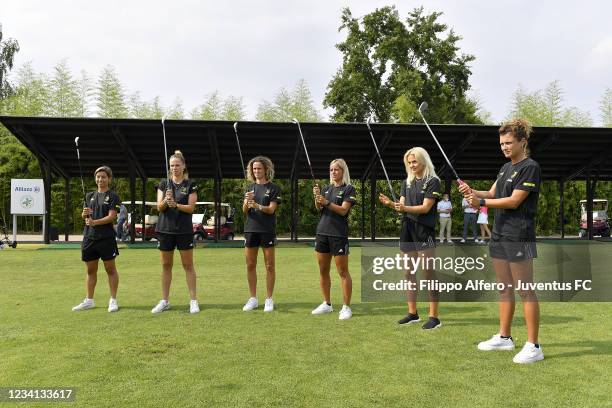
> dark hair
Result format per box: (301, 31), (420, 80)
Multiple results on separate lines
(499, 119), (532, 155)
(94, 166), (113, 178)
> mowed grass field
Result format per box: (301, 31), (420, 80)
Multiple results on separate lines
(1, 245), (611, 408)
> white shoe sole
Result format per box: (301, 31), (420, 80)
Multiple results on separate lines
(478, 343), (515, 351)
(513, 354), (544, 364)
(151, 305), (170, 314)
(108, 307), (119, 313)
(72, 304), (94, 311)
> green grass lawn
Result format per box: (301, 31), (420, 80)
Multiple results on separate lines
(1, 246), (611, 407)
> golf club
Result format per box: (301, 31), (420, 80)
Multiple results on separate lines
(292, 118), (317, 183)
(74, 137), (87, 207)
(161, 114), (170, 186)
(233, 122), (246, 178)
(366, 118), (397, 202)
(418, 102), (466, 187)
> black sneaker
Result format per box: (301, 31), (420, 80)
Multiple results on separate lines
(422, 317), (441, 330)
(398, 313), (420, 325)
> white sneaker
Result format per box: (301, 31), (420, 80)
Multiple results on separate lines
(478, 334), (515, 351)
(460, 239), (466, 243)
(513, 342), (544, 364)
(72, 298), (94, 311)
(108, 298), (119, 313)
(189, 299), (200, 314)
(475, 239), (481, 243)
(311, 302), (333, 315)
(447, 239), (454, 245)
(151, 300), (170, 314)
(264, 298), (274, 312)
(242, 297), (258, 311)
(338, 305), (352, 320)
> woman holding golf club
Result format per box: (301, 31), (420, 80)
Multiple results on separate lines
(151, 150), (200, 314)
(459, 119), (543, 364)
(241, 156), (282, 312)
(72, 166), (122, 313)
(311, 158), (356, 320)
(379, 147), (442, 330)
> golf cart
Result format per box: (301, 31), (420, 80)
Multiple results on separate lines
(192, 201), (235, 241)
(579, 199), (610, 238)
(123, 201), (159, 241)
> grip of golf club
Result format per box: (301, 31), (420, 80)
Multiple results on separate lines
(456, 178), (472, 194)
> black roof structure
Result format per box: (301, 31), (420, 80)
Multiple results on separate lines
(2, 116), (611, 182)
(1, 116), (610, 243)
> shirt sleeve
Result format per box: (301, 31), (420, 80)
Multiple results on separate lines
(188, 180), (198, 195)
(109, 192), (121, 212)
(344, 184), (357, 205)
(424, 177), (441, 200)
(400, 180), (407, 199)
(271, 184), (282, 204)
(514, 162), (541, 192)
(157, 180), (166, 192)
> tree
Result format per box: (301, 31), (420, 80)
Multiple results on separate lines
(324, 6), (480, 124)
(508, 81), (592, 126)
(601, 88), (612, 127)
(190, 91), (245, 121)
(256, 79), (321, 122)
(96, 65), (127, 118)
(47, 60), (82, 117)
(0, 23), (20, 99)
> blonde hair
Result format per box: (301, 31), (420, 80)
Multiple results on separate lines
(404, 147), (438, 187)
(169, 150), (189, 179)
(329, 158), (351, 185)
(246, 156), (275, 182)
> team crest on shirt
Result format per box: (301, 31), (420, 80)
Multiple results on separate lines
(265, 189), (270, 197)
(104, 195), (110, 203)
(180, 187), (187, 194)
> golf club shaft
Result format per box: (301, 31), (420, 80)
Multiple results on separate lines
(366, 121), (396, 202)
(293, 119), (317, 183)
(233, 122), (246, 178)
(74, 140), (87, 206)
(161, 116), (170, 187)
(417, 108), (463, 184)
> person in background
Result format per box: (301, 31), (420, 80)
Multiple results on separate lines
(477, 205), (491, 244)
(437, 193), (453, 244)
(461, 196), (478, 243)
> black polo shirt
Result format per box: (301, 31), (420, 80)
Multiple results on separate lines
(156, 179), (198, 234)
(244, 182), (282, 233)
(400, 176), (441, 229)
(316, 183), (357, 237)
(83, 190), (121, 240)
(493, 157), (541, 240)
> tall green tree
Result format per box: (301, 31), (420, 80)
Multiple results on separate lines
(324, 6), (480, 124)
(96, 65), (127, 118)
(256, 79), (320, 122)
(601, 88), (612, 127)
(47, 60), (82, 117)
(508, 81), (592, 126)
(0, 23), (19, 99)
(191, 91), (245, 121)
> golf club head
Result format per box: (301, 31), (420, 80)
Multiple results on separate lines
(161, 114), (167, 125)
(233, 122), (238, 133)
(418, 101), (428, 114)
(74, 137), (79, 147)
(292, 118), (299, 124)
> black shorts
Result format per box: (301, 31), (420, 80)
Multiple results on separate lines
(489, 234), (537, 261)
(82, 237), (119, 262)
(157, 233), (194, 251)
(244, 232), (277, 248)
(400, 219), (436, 253)
(315, 234), (349, 256)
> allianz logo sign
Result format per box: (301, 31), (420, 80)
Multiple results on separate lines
(14, 186), (41, 193)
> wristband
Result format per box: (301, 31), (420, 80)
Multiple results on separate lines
(479, 198), (486, 207)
